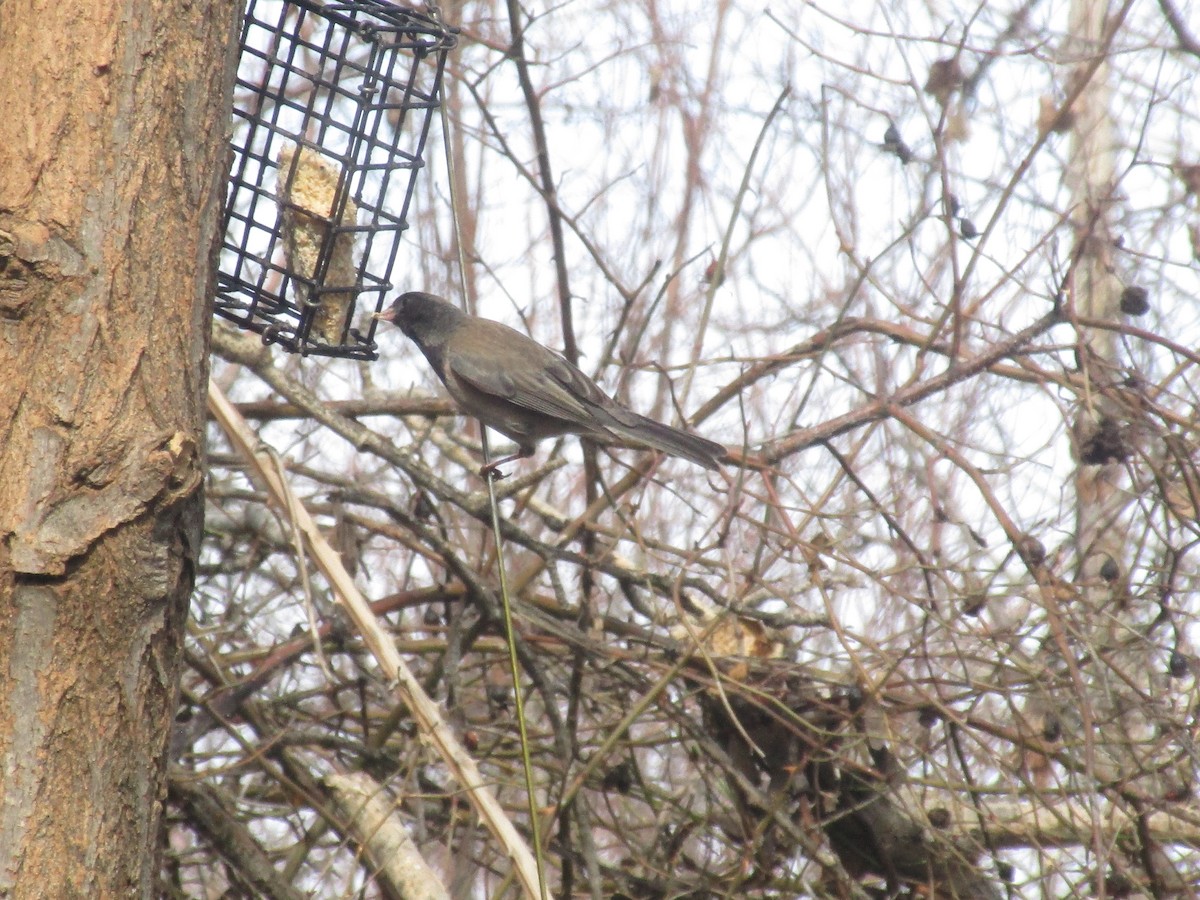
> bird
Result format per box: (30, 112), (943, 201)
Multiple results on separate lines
(375, 291), (725, 476)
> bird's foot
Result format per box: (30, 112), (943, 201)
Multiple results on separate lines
(479, 461), (509, 480)
(478, 446), (533, 480)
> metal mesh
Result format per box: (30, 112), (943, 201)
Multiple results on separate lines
(216, 0), (455, 359)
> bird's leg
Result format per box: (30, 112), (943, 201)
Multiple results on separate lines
(479, 445), (534, 480)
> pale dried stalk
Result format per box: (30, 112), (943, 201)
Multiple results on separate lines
(207, 381), (542, 899)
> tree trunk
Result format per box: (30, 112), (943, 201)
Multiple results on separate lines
(1055, 0), (1190, 892)
(0, 1), (237, 895)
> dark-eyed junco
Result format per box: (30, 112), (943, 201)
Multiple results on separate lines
(375, 291), (725, 475)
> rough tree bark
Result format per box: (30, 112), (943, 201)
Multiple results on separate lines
(0, 1), (237, 895)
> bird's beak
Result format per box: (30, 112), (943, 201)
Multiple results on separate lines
(373, 309), (395, 325)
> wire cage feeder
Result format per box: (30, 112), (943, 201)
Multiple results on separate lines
(216, 0), (456, 359)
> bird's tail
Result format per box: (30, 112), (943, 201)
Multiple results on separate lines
(611, 415), (726, 470)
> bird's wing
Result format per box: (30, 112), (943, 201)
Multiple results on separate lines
(446, 323), (638, 429)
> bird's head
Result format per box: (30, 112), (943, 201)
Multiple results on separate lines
(375, 291), (464, 349)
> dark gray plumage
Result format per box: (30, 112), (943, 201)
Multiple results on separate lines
(376, 291), (725, 475)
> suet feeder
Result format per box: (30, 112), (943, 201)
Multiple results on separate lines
(215, 0), (456, 358)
